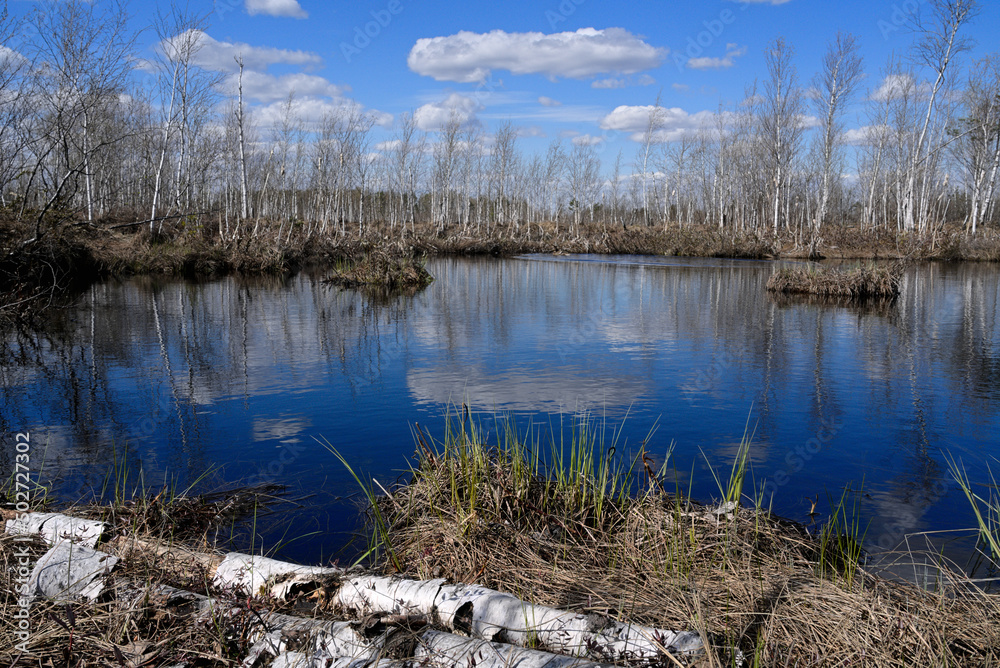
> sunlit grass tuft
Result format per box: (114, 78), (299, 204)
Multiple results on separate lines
(947, 453), (1000, 564)
(336, 408), (1000, 666)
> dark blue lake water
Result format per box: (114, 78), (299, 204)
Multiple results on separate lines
(2, 255), (998, 577)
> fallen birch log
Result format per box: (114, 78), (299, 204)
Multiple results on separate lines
(413, 629), (616, 668)
(7, 516), (344, 602)
(108, 535), (223, 574)
(335, 575), (704, 662)
(28, 542), (118, 603)
(140, 584), (614, 668)
(212, 551), (345, 600)
(4, 512), (703, 664)
(4, 510), (108, 548)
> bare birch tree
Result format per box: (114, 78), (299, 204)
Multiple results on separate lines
(490, 122), (519, 232)
(543, 140), (566, 226)
(23, 0), (135, 236)
(901, 0), (980, 231)
(431, 112), (462, 232)
(0, 6), (29, 207)
(234, 55), (249, 223)
(635, 94), (663, 226)
(760, 37), (805, 235)
(609, 150), (624, 230)
(956, 54), (1000, 233)
(566, 142), (600, 235)
(812, 31), (864, 230)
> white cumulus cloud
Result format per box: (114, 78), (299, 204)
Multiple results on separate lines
(591, 74), (656, 89)
(245, 0), (308, 19)
(518, 125), (547, 138)
(843, 125), (889, 146)
(869, 73), (933, 101)
(538, 95), (562, 107)
(254, 97), (391, 130)
(600, 105), (719, 142)
(222, 71), (343, 103)
(159, 30), (323, 73)
(592, 77), (628, 89)
(376, 139), (402, 152)
(414, 93), (482, 131)
(797, 114), (821, 129)
(408, 27), (666, 83)
(687, 44), (746, 70)
(572, 134), (605, 146)
(0, 45), (28, 69)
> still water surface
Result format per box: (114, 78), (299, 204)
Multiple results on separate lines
(1, 255), (998, 572)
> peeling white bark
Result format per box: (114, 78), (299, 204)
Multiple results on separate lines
(213, 552), (344, 600)
(108, 535), (222, 574)
(269, 655), (402, 668)
(240, 621), (379, 668)
(336, 575), (447, 616)
(29, 542), (118, 602)
(5, 512), (108, 548)
(335, 576), (703, 661)
(145, 582), (619, 668)
(415, 629), (613, 668)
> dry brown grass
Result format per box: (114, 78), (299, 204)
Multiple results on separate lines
(377, 419), (1000, 667)
(1, 532), (206, 667)
(0, 481), (312, 666)
(766, 263), (903, 300)
(326, 247), (434, 290)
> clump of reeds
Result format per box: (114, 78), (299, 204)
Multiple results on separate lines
(948, 454), (1000, 565)
(326, 247), (433, 290)
(766, 262), (903, 300)
(362, 409), (1000, 666)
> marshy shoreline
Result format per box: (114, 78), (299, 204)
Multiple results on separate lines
(3, 414), (999, 667)
(3, 213), (1000, 325)
(3, 217), (999, 664)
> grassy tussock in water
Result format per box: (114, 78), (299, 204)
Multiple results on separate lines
(326, 248), (433, 290)
(766, 263), (903, 300)
(367, 411), (1000, 666)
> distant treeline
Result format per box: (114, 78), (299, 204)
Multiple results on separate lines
(0, 0), (998, 247)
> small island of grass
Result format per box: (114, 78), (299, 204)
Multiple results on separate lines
(326, 248), (434, 290)
(766, 263), (903, 300)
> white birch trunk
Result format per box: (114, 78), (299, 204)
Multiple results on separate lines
(236, 55), (249, 222)
(212, 551), (344, 600)
(335, 576), (703, 662)
(142, 583), (615, 668)
(151, 64), (179, 233)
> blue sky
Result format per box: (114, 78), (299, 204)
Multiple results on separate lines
(11, 0), (1000, 168)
